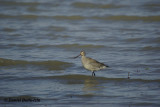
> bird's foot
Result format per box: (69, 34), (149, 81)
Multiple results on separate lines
(92, 72), (96, 77)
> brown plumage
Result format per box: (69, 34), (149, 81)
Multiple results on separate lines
(74, 51), (109, 76)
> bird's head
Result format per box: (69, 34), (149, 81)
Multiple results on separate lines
(80, 51), (86, 56)
(73, 51), (86, 59)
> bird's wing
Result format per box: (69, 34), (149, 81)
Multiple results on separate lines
(86, 57), (108, 67)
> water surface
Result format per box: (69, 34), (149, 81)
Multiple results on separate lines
(0, 0), (160, 107)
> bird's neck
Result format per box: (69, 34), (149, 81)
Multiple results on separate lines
(81, 55), (85, 59)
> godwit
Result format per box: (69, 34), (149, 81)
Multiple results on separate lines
(74, 51), (109, 76)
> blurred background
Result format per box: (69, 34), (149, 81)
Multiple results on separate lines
(0, 0), (160, 107)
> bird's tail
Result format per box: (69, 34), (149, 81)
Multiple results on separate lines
(105, 65), (109, 67)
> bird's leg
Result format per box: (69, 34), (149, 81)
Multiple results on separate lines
(92, 71), (96, 76)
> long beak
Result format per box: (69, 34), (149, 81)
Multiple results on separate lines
(73, 54), (80, 59)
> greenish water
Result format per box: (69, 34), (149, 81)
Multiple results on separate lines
(0, 0), (160, 107)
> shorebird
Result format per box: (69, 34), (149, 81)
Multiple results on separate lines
(74, 51), (109, 76)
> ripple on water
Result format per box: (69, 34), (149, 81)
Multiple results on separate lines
(72, 2), (126, 9)
(0, 58), (73, 71)
(55, 44), (105, 50)
(19, 74), (160, 84)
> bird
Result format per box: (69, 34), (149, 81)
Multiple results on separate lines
(73, 51), (109, 76)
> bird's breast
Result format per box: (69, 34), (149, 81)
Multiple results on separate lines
(81, 56), (93, 71)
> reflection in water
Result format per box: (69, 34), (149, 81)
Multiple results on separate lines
(83, 77), (104, 94)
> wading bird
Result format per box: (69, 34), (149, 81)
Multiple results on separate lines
(74, 51), (109, 76)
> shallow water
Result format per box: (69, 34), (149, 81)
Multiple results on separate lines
(0, 0), (160, 107)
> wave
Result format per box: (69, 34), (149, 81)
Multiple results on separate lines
(0, 14), (40, 19)
(143, 3), (160, 12)
(1, 14), (160, 22)
(8, 44), (38, 48)
(72, 2), (126, 9)
(56, 44), (105, 49)
(0, 58), (73, 70)
(53, 15), (85, 20)
(0, 13), (159, 22)
(0, 1), (39, 6)
(53, 15), (160, 22)
(3, 28), (16, 32)
(125, 38), (144, 42)
(92, 15), (160, 22)
(17, 74), (160, 84)
(0, 44), (41, 49)
(0, 14), (85, 20)
(48, 26), (67, 32)
(1, 43), (105, 50)
(0, 1), (58, 7)
(141, 46), (160, 51)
